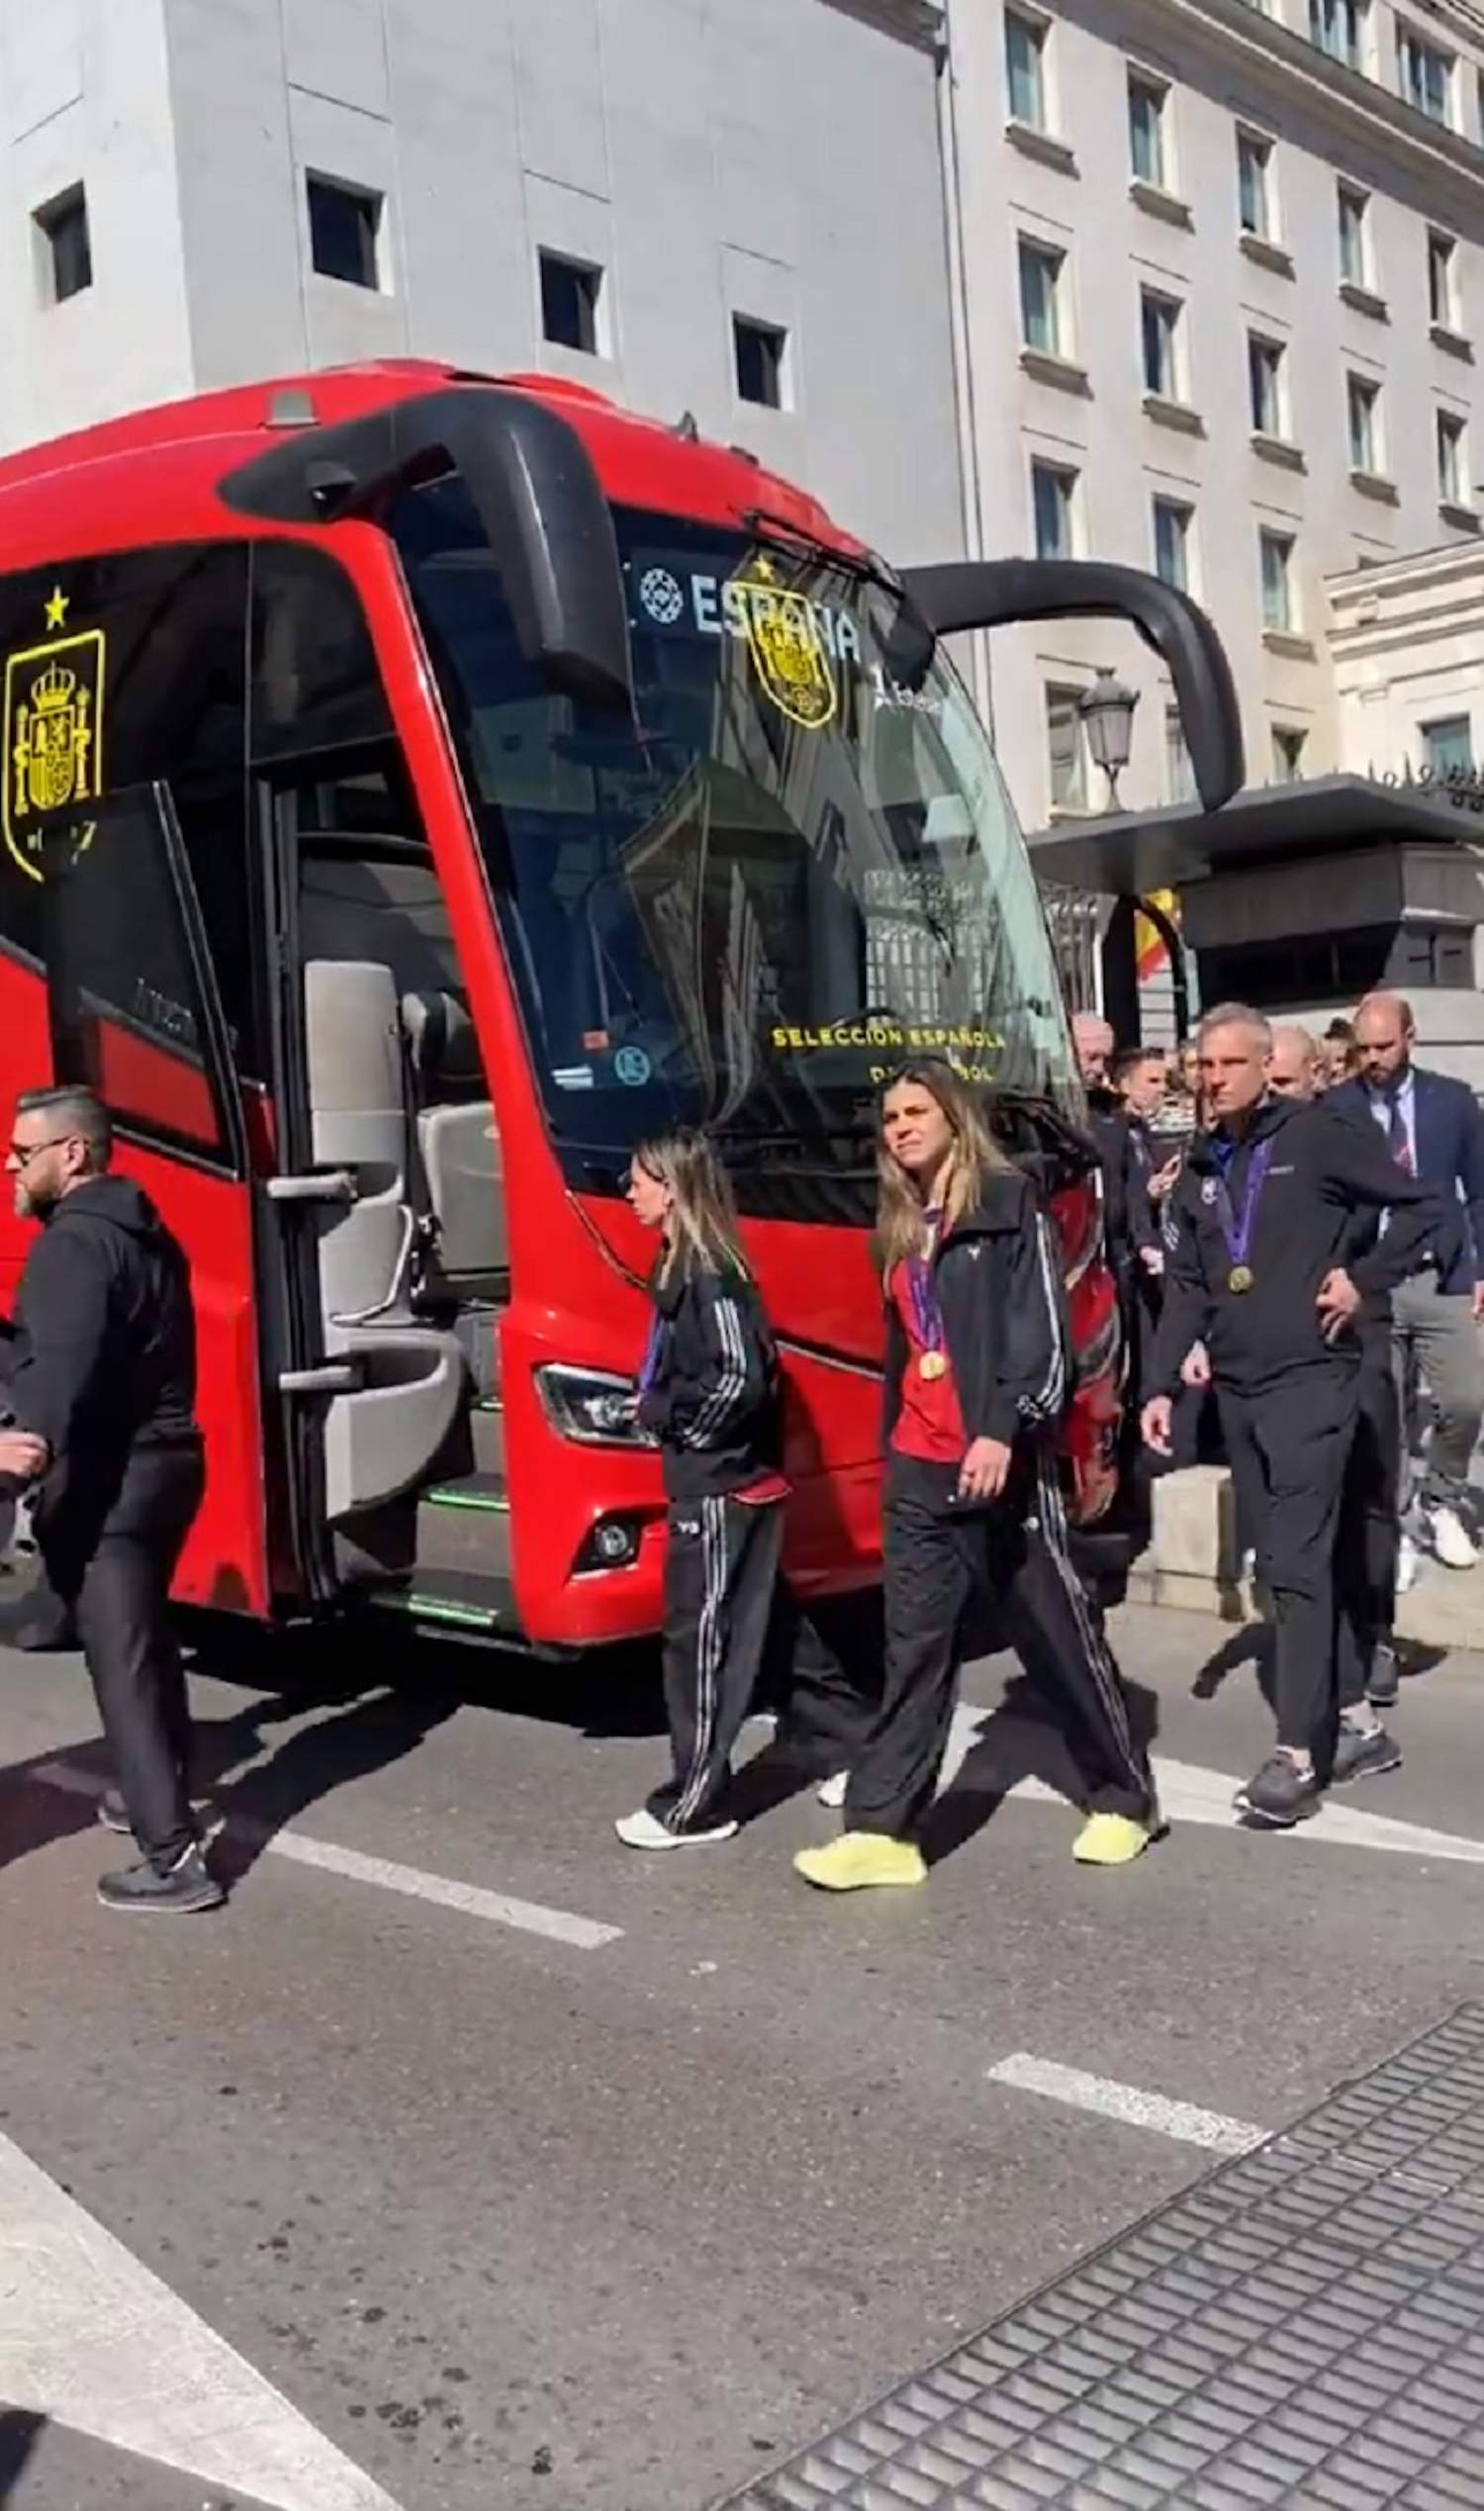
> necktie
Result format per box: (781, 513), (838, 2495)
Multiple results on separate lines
(1386, 1085), (1414, 1174)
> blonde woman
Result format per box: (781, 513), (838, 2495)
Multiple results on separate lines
(794, 1060), (1158, 1893)
(616, 1128), (789, 1849)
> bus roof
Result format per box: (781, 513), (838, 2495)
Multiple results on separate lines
(0, 359), (864, 566)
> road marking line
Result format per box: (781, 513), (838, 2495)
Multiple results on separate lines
(0, 2127), (404, 2511)
(987, 2052), (1265, 2156)
(948, 1710), (1484, 1865)
(31, 1761), (622, 1950)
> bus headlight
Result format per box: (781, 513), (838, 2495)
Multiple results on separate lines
(535, 1364), (658, 1448)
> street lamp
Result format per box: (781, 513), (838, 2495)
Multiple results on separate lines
(1079, 669), (1140, 808)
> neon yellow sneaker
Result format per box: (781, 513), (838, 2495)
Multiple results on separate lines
(1071, 1813), (1155, 1867)
(793, 1832), (927, 1892)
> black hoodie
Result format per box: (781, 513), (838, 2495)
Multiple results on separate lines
(634, 1258), (781, 1503)
(3, 1177), (199, 1494)
(882, 1167), (1071, 1453)
(1152, 1094), (1442, 1397)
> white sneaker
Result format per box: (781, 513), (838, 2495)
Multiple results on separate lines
(613, 1807), (738, 1850)
(1427, 1506), (1479, 1571)
(816, 1770), (849, 1811)
(1396, 1534), (1421, 1594)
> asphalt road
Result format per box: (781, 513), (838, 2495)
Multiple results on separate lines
(1, 1593), (1482, 2511)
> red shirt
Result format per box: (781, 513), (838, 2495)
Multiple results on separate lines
(888, 1256), (967, 1465)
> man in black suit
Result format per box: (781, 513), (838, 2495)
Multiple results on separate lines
(1332, 993), (1484, 1574)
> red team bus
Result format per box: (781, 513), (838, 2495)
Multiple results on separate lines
(0, 362), (1242, 1649)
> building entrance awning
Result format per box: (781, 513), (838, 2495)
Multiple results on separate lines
(1028, 774), (1478, 895)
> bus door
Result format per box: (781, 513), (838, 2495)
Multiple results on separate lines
(39, 784), (274, 1617)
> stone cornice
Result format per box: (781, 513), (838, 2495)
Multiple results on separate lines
(1143, 0), (1484, 216)
(818, 0), (945, 57)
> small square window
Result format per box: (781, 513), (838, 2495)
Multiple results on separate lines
(1128, 75), (1167, 188)
(1423, 713), (1471, 776)
(1237, 131), (1273, 238)
(733, 315), (788, 409)
(1438, 409), (1469, 506)
(1271, 725), (1307, 782)
(1019, 238), (1067, 356)
(1347, 373), (1381, 472)
(1259, 527), (1296, 632)
(1046, 685), (1089, 810)
(1031, 459), (1076, 560)
(1400, 25), (1454, 123)
(1338, 182), (1369, 287)
(1429, 230), (1458, 329)
(1005, 12), (1048, 130)
(1153, 498), (1192, 591)
(541, 251), (604, 356)
(1141, 289), (1183, 399)
(1249, 333), (1286, 436)
(307, 175), (381, 290)
(35, 185), (92, 305)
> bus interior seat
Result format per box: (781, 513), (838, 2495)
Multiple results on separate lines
(301, 957), (463, 1519)
(401, 989), (507, 1291)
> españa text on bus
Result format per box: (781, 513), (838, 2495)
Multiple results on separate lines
(770, 1024), (1005, 1052)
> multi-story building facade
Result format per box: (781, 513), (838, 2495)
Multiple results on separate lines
(943, 0), (1484, 829)
(0, 0), (959, 567)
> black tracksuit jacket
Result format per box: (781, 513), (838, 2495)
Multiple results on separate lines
(635, 1258), (782, 1503)
(1152, 1094), (1442, 1398)
(881, 1168), (1070, 1452)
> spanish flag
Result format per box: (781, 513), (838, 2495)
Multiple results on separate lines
(1135, 888), (1179, 985)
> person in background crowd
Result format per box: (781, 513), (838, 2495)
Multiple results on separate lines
(1265, 1021), (1404, 1716)
(794, 1060), (1158, 1893)
(615, 1128), (791, 1849)
(1073, 1014), (1159, 1299)
(1332, 992), (1484, 1575)
(0, 1086), (219, 1912)
(1143, 1007), (1438, 1828)
(1322, 1018), (1358, 1091)
(1113, 1048), (1176, 1418)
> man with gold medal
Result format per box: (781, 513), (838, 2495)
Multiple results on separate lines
(1143, 1006), (1440, 1831)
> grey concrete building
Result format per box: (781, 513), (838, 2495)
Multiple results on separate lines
(0, 0), (962, 569)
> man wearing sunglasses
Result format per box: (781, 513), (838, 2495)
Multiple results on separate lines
(0, 1086), (220, 1912)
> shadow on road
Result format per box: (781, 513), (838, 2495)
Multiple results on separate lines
(919, 1669), (1162, 1868)
(0, 2409), (44, 2501)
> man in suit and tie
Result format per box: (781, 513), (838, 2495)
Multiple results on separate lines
(1334, 992), (1484, 1572)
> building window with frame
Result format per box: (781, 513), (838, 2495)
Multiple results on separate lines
(34, 184), (92, 304)
(1018, 237), (1067, 355)
(1153, 496), (1192, 590)
(540, 251), (604, 355)
(1005, 9), (1049, 129)
(1237, 131), (1273, 237)
(1423, 714), (1472, 777)
(1031, 460), (1077, 560)
(1165, 708), (1197, 804)
(1128, 74), (1167, 188)
(1399, 25), (1454, 123)
(1428, 230), (1459, 330)
(1310, 0), (1365, 67)
(1141, 288), (1183, 399)
(733, 314), (788, 407)
(1338, 182), (1369, 287)
(1346, 373), (1381, 472)
(1248, 333), (1286, 435)
(1046, 686), (1089, 810)
(1259, 527), (1296, 632)
(1438, 409), (1470, 507)
(1271, 724), (1307, 782)
(307, 174), (383, 290)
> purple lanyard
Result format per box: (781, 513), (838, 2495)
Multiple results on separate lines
(1214, 1141), (1272, 1271)
(905, 1207), (945, 1350)
(638, 1314), (667, 1390)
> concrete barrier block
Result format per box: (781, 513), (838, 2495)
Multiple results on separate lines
(1149, 1466), (1236, 1580)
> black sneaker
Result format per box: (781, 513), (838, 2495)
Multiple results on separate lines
(1366, 1644), (1400, 1710)
(96, 1845), (225, 1913)
(1234, 1750), (1321, 1828)
(1333, 1721), (1403, 1786)
(97, 1788), (225, 1846)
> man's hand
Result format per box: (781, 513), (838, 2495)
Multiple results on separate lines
(1141, 1395), (1174, 1455)
(1472, 1281), (1484, 1323)
(1138, 1244), (1164, 1277)
(1180, 1342), (1211, 1389)
(958, 1436), (1012, 1503)
(0, 1430), (48, 1482)
(1317, 1267), (1361, 1343)
(1148, 1158), (1181, 1204)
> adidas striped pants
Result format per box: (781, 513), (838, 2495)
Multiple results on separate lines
(647, 1492), (784, 1835)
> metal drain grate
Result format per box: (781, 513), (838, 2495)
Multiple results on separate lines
(724, 2005), (1484, 2510)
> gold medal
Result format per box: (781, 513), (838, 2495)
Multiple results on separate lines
(919, 1350), (948, 1381)
(1228, 1263), (1254, 1294)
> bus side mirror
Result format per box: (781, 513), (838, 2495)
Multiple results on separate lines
(892, 558), (1245, 814)
(223, 386), (635, 714)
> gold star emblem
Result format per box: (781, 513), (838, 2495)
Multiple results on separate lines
(44, 587), (68, 632)
(753, 554), (775, 583)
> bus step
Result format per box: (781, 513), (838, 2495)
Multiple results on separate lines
(417, 1474), (511, 1578)
(470, 1399), (505, 1476)
(368, 1564), (516, 1633)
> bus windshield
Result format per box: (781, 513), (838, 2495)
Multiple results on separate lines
(393, 479), (1072, 1191)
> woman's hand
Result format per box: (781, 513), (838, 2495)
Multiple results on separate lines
(0, 1431), (48, 1482)
(958, 1436), (1012, 1503)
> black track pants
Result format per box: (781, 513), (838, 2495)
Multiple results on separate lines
(845, 1452), (1154, 1844)
(648, 1493), (784, 1835)
(1335, 1333), (1400, 1714)
(1216, 1363), (1359, 1753)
